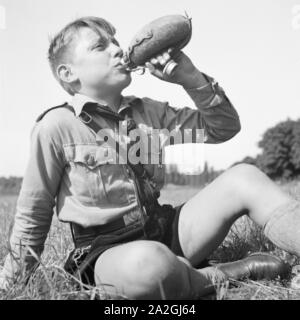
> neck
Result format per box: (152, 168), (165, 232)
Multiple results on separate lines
(80, 88), (123, 112)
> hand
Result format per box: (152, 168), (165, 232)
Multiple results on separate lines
(0, 271), (9, 291)
(145, 48), (207, 88)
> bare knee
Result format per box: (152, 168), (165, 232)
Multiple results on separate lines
(94, 241), (182, 299)
(208, 164), (274, 217)
(223, 164), (291, 224)
(227, 164), (265, 183)
(221, 164), (269, 196)
(123, 241), (175, 280)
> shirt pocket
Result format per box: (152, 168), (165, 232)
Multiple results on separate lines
(63, 144), (136, 207)
(63, 144), (114, 206)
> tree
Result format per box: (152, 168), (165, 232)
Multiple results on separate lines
(231, 156), (258, 167)
(291, 123), (300, 172)
(256, 119), (300, 179)
(164, 162), (222, 186)
(0, 176), (23, 195)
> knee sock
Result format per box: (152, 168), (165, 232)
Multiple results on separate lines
(263, 199), (300, 257)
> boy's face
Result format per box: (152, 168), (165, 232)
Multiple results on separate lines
(70, 27), (131, 94)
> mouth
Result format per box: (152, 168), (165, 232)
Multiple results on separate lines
(114, 61), (131, 73)
(115, 62), (125, 68)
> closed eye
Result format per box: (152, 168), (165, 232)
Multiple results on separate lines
(90, 37), (120, 51)
(91, 43), (106, 51)
(90, 38), (109, 51)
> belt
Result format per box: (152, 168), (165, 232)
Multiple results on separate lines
(70, 201), (162, 247)
(71, 217), (127, 247)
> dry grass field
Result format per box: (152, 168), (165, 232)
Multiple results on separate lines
(0, 182), (300, 300)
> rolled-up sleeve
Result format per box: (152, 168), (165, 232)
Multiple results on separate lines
(161, 74), (241, 144)
(2, 119), (64, 282)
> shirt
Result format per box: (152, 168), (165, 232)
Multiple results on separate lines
(1, 74), (241, 282)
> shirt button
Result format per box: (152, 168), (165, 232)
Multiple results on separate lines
(87, 155), (95, 166)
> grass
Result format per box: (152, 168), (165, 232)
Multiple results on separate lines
(1, 183), (300, 300)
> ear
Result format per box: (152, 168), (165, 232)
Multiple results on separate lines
(56, 64), (78, 84)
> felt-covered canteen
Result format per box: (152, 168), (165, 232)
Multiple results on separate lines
(122, 14), (192, 76)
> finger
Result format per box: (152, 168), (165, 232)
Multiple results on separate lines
(145, 62), (155, 74)
(162, 52), (171, 62)
(172, 50), (182, 59)
(145, 62), (164, 78)
(156, 54), (167, 66)
(150, 57), (159, 65)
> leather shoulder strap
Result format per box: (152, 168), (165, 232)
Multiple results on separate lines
(36, 102), (75, 122)
(79, 104), (159, 205)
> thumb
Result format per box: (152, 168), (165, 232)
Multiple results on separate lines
(145, 62), (155, 74)
(145, 62), (164, 79)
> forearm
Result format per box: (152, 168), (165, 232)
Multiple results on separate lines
(179, 68), (209, 90)
(184, 72), (241, 143)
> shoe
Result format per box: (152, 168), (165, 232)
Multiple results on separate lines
(216, 252), (290, 281)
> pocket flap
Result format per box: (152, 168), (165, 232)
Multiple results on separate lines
(63, 144), (116, 168)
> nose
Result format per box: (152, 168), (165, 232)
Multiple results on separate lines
(109, 42), (123, 58)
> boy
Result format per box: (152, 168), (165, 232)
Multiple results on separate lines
(0, 16), (298, 299)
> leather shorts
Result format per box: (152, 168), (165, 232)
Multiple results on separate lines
(64, 203), (185, 286)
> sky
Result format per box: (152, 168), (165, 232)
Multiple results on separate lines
(0, 0), (300, 176)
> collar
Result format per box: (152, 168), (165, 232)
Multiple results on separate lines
(69, 93), (139, 116)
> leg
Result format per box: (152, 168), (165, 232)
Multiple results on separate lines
(178, 164), (292, 266)
(94, 240), (225, 300)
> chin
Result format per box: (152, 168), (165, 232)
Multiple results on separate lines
(119, 74), (132, 89)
